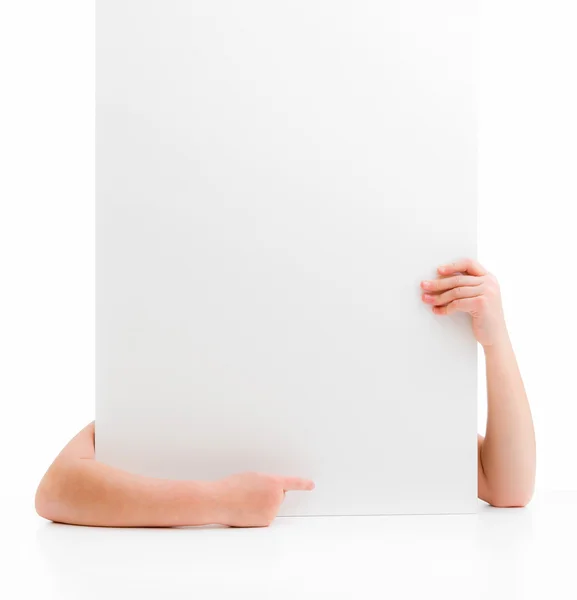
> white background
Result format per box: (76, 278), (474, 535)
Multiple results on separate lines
(0, 1), (576, 599)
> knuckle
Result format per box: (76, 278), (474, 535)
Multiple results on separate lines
(474, 297), (486, 309)
(263, 481), (277, 496)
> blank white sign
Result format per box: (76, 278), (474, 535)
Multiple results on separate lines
(96, 0), (478, 515)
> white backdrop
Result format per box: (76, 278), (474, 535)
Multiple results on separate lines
(1, 0), (576, 505)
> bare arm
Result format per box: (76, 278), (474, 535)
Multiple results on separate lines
(478, 335), (536, 507)
(35, 422), (314, 527)
(421, 258), (536, 507)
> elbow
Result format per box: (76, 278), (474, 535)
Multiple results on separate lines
(35, 467), (61, 522)
(488, 496), (531, 509)
(35, 494), (58, 523)
(35, 462), (80, 523)
(35, 488), (56, 523)
(487, 486), (534, 509)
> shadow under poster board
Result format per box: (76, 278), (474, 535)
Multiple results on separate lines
(96, 0), (478, 515)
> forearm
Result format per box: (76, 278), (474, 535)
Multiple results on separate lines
(481, 333), (536, 506)
(35, 459), (220, 527)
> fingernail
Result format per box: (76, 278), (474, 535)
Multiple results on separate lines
(421, 280), (432, 289)
(422, 294), (434, 303)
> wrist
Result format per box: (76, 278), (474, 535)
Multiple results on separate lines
(482, 326), (511, 356)
(202, 479), (230, 525)
(176, 480), (223, 526)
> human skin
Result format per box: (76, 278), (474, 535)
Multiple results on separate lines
(35, 426), (314, 528)
(35, 257), (535, 527)
(421, 258), (536, 507)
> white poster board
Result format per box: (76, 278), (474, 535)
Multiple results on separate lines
(96, 0), (478, 515)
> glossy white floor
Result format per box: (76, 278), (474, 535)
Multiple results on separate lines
(3, 490), (575, 600)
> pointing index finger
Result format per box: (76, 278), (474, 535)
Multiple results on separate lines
(279, 477), (315, 492)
